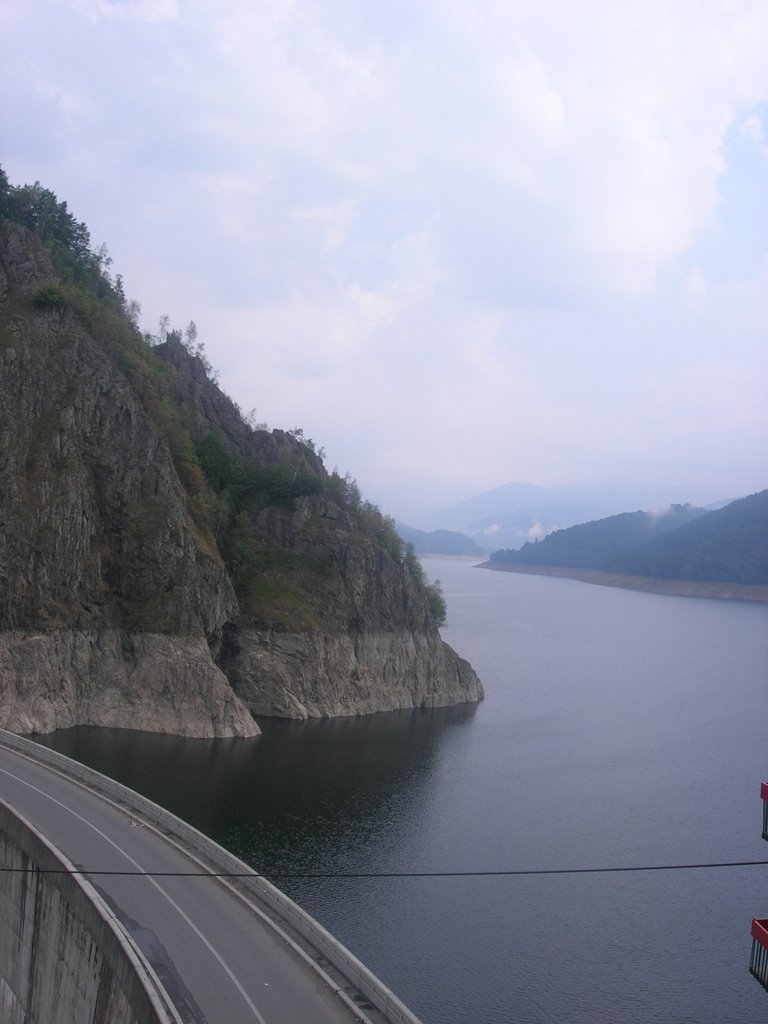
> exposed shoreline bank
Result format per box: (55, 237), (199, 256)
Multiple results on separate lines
(478, 561), (768, 604)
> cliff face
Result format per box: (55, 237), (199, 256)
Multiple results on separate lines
(0, 222), (256, 736)
(0, 220), (482, 737)
(220, 494), (481, 718)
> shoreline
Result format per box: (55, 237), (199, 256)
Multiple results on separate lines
(478, 561), (768, 605)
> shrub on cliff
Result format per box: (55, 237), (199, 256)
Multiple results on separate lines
(1, 167), (450, 632)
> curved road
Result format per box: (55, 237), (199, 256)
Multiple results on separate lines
(0, 740), (371, 1024)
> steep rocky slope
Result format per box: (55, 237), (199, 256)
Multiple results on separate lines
(0, 217), (482, 736)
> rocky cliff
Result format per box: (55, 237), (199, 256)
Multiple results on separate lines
(0, 214), (482, 736)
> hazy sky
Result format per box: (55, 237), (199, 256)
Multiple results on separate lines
(3, 1), (767, 516)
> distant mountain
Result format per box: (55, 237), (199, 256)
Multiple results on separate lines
(413, 479), (717, 551)
(490, 491), (768, 585)
(416, 481), (551, 532)
(491, 504), (710, 569)
(603, 491), (768, 584)
(396, 524), (484, 556)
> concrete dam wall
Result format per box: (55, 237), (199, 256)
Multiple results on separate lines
(0, 731), (425, 1024)
(0, 799), (177, 1024)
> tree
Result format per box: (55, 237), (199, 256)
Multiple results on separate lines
(2, 180), (92, 264)
(0, 166), (10, 217)
(95, 242), (112, 282)
(126, 298), (141, 327)
(114, 274), (127, 310)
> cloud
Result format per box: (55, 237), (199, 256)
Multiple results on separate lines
(741, 114), (765, 144)
(290, 200), (357, 254)
(2, 0), (766, 512)
(70, 0), (179, 22)
(685, 268), (708, 314)
(491, 52), (566, 149)
(236, 283), (397, 380)
(525, 521), (548, 542)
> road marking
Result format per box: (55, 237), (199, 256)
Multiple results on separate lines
(0, 764), (268, 1024)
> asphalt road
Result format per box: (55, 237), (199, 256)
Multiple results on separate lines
(0, 742), (365, 1024)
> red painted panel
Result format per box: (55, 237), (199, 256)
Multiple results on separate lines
(752, 919), (768, 949)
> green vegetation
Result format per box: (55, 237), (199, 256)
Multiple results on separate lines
(236, 547), (327, 629)
(491, 504), (707, 569)
(602, 491), (768, 584)
(405, 544), (447, 625)
(31, 284), (68, 312)
(1, 166), (449, 629)
(0, 168), (238, 562)
(1, 170), (93, 271)
(491, 493), (768, 585)
(195, 431), (322, 513)
(193, 431), (325, 598)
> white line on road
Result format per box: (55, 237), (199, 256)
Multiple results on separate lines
(0, 764), (268, 1024)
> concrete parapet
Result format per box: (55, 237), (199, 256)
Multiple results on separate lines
(0, 798), (180, 1024)
(0, 729), (423, 1024)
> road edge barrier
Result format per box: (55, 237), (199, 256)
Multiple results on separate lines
(0, 795), (183, 1024)
(0, 730), (424, 1024)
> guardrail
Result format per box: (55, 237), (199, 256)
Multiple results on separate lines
(0, 730), (423, 1024)
(0, 796), (183, 1024)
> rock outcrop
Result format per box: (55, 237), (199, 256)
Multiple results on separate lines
(0, 631), (255, 737)
(223, 628), (481, 719)
(220, 494), (481, 719)
(0, 217), (482, 737)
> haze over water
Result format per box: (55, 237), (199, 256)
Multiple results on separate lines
(40, 558), (768, 1023)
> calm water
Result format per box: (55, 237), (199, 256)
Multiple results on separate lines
(38, 559), (768, 1023)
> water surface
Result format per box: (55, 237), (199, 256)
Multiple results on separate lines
(39, 559), (768, 1023)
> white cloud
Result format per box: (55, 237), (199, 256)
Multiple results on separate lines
(244, 287), (394, 378)
(70, 0), (179, 22)
(30, 66), (86, 127)
(2, 0), (766, 511)
(290, 200), (357, 254)
(491, 52), (566, 148)
(525, 521), (548, 542)
(685, 268), (708, 315)
(741, 114), (765, 144)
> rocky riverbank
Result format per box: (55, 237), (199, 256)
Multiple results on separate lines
(479, 561), (768, 604)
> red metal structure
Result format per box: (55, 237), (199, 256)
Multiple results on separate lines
(750, 919), (768, 991)
(749, 785), (768, 990)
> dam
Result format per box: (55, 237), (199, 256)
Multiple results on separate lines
(0, 730), (423, 1024)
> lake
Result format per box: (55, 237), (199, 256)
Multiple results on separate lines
(37, 558), (768, 1023)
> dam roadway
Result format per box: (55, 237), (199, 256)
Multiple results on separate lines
(0, 732), (421, 1024)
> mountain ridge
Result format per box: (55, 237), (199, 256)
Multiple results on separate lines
(0, 176), (482, 736)
(410, 478), (735, 552)
(488, 491), (768, 588)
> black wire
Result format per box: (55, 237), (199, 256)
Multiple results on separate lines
(3, 859), (768, 878)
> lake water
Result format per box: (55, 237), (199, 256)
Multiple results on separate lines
(38, 558), (768, 1023)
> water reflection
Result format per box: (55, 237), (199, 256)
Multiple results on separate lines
(32, 558), (768, 1024)
(36, 702), (479, 877)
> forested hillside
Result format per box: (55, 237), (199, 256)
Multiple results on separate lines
(602, 491), (768, 583)
(490, 493), (768, 585)
(491, 504), (708, 569)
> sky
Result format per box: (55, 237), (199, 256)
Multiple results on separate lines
(2, 0), (767, 518)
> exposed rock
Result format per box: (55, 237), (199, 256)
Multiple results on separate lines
(0, 218), (482, 737)
(0, 630), (255, 737)
(222, 627), (482, 719)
